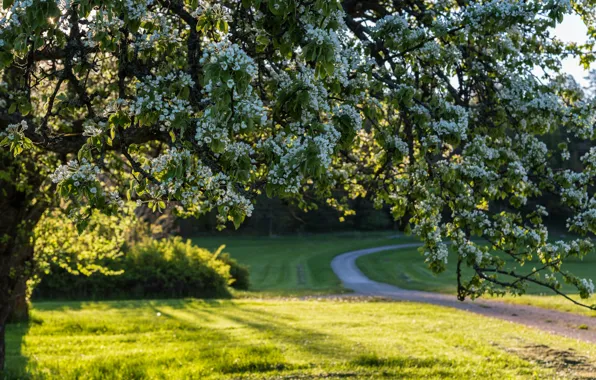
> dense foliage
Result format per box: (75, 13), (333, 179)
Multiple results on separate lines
(34, 237), (247, 299)
(3, 3), (596, 360)
(34, 208), (132, 279)
(183, 194), (394, 235)
(217, 251), (250, 290)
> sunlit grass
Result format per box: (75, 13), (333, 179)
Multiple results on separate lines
(6, 299), (596, 379)
(495, 294), (596, 317)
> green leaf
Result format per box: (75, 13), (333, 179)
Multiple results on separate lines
(76, 219), (90, 235)
(231, 210), (245, 230)
(217, 19), (229, 34)
(180, 86), (190, 100)
(19, 102), (32, 116)
(256, 35), (270, 52)
(3, 0), (14, 10)
(265, 183), (274, 198)
(12, 144), (23, 156)
(323, 61), (335, 77)
(0, 51), (12, 69)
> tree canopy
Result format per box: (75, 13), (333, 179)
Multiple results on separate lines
(2, 0), (596, 315)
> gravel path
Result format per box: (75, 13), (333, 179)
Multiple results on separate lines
(331, 244), (596, 343)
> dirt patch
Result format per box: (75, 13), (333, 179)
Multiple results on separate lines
(508, 344), (596, 379)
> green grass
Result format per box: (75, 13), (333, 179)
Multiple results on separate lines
(8, 233), (596, 378)
(191, 232), (596, 315)
(356, 245), (596, 316)
(6, 299), (596, 379)
(192, 231), (412, 296)
(496, 294), (596, 317)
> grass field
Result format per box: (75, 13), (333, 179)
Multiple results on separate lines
(192, 231), (411, 296)
(8, 232), (596, 378)
(6, 299), (596, 379)
(355, 244), (596, 316)
(191, 232), (596, 316)
(192, 233), (596, 314)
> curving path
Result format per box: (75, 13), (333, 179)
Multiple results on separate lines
(331, 244), (596, 343)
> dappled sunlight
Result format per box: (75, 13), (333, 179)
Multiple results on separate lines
(8, 299), (596, 378)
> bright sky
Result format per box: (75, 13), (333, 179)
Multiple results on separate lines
(554, 14), (591, 86)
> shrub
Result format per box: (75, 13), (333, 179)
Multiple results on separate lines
(33, 237), (244, 300)
(216, 249), (251, 290)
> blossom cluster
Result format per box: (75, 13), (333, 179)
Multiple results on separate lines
(50, 158), (100, 187)
(1, 120), (28, 140)
(82, 120), (106, 138)
(144, 148), (254, 224)
(0, 120), (32, 155)
(129, 72), (194, 131)
(195, 40), (266, 162)
(82, 8), (124, 48)
(123, 0), (155, 20)
(133, 10), (184, 51)
(580, 278), (595, 297)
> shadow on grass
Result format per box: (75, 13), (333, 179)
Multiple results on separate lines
(13, 299), (467, 378)
(150, 306), (294, 375)
(146, 301), (353, 369)
(3, 319), (33, 379)
(169, 301), (377, 363)
(351, 352), (455, 369)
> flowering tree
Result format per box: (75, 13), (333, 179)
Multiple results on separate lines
(2, 0), (596, 368)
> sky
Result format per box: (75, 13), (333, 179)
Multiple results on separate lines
(554, 13), (591, 86)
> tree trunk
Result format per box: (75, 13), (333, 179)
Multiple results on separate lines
(0, 155), (46, 370)
(7, 279), (29, 324)
(0, 302), (10, 371)
(0, 240), (37, 372)
(1, 57), (48, 372)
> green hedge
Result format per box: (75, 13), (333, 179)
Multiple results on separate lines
(218, 252), (250, 290)
(33, 237), (250, 300)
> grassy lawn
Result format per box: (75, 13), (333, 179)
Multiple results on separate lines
(6, 299), (596, 379)
(8, 233), (596, 378)
(190, 232), (596, 315)
(191, 233), (596, 315)
(192, 231), (412, 296)
(356, 245), (596, 316)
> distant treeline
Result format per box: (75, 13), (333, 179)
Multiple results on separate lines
(180, 195), (397, 237)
